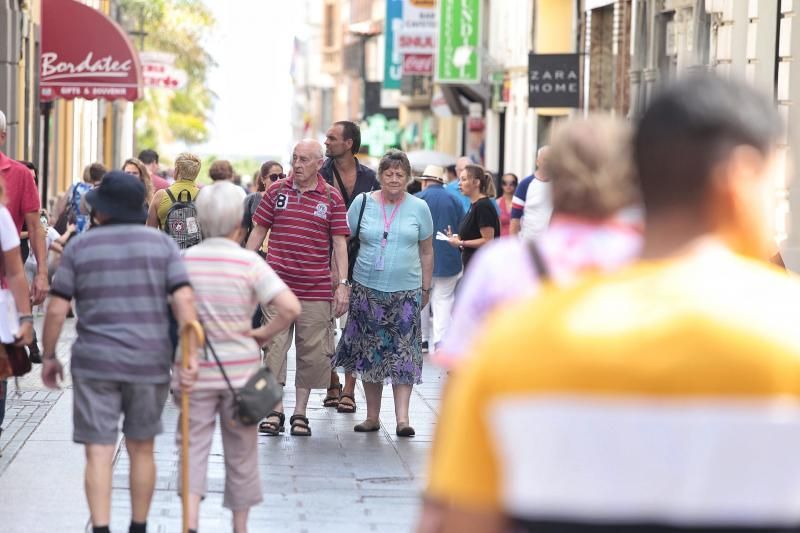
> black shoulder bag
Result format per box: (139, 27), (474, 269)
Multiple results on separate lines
(331, 163), (352, 206)
(204, 338), (283, 426)
(348, 193), (368, 280)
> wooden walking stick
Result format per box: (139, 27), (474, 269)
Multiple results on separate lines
(180, 320), (204, 533)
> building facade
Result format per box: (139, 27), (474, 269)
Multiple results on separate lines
(1, 0), (135, 207)
(626, 0), (800, 267)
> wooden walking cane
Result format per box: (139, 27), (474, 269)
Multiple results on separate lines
(180, 320), (204, 533)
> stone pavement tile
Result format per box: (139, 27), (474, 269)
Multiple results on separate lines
(0, 389), (92, 533)
(104, 342), (446, 532)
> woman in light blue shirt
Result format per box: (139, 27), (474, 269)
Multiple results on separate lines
(333, 150), (434, 437)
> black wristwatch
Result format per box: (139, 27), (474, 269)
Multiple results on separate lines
(338, 279), (352, 288)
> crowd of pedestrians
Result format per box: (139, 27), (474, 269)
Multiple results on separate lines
(2, 73), (800, 533)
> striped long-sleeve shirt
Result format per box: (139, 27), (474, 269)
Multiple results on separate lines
(182, 238), (289, 390)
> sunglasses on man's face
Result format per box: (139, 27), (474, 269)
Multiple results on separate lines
(267, 173), (286, 182)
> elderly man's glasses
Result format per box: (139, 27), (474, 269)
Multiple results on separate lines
(267, 173), (285, 182)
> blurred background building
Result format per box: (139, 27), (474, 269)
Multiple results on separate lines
(3, 0), (800, 266)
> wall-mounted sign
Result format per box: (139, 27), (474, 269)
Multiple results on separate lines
(384, 0), (403, 90)
(528, 53), (580, 108)
(403, 54), (433, 75)
(436, 0), (482, 84)
(396, 31), (436, 54)
(140, 52), (187, 90)
(403, 0), (436, 29)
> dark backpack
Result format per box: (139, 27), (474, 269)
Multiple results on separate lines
(164, 188), (202, 249)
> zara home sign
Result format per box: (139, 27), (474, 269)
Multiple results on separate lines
(528, 53), (580, 108)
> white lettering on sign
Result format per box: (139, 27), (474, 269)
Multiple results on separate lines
(530, 70), (579, 81)
(531, 83), (579, 94)
(41, 52), (132, 81)
(403, 54), (433, 74)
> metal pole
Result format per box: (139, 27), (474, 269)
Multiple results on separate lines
(40, 101), (52, 208)
(498, 109), (506, 175)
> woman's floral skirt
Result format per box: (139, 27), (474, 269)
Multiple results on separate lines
(332, 282), (423, 385)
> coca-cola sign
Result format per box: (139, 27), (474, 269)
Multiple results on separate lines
(403, 54), (433, 75)
(40, 0), (142, 102)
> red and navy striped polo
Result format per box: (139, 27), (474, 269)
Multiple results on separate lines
(253, 176), (349, 301)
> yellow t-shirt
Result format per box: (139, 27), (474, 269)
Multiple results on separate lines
(427, 246), (800, 527)
(157, 180), (200, 229)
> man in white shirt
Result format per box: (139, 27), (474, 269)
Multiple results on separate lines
(510, 146), (553, 239)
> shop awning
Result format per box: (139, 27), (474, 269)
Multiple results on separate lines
(40, 0), (142, 102)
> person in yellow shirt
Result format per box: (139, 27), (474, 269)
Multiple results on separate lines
(421, 75), (800, 533)
(146, 152), (201, 230)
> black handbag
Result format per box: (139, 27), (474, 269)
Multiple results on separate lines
(204, 338), (283, 426)
(347, 193), (368, 280)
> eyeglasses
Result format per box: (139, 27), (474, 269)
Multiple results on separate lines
(502, 181), (516, 187)
(267, 173), (285, 182)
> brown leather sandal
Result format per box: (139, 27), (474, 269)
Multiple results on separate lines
(258, 411), (285, 436)
(290, 414), (312, 437)
(323, 383), (342, 407)
(336, 393), (357, 413)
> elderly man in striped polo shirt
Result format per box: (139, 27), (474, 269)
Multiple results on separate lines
(246, 139), (350, 437)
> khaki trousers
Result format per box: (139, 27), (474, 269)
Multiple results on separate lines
(262, 300), (334, 389)
(175, 388), (262, 510)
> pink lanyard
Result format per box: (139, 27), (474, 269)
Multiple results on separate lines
(380, 191), (403, 247)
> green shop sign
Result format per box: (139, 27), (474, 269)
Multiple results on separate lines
(436, 0), (482, 84)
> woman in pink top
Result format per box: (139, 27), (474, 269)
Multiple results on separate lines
(434, 115), (643, 370)
(176, 181), (301, 533)
(420, 116), (642, 533)
(497, 173), (517, 236)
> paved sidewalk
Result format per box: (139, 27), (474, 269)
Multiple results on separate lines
(0, 317), (74, 474)
(108, 356), (444, 533)
(0, 317), (444, 533)
(0, 318), (92, 533)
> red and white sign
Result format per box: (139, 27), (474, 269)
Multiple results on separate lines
(140, 52), (188, 90)
(396, 31), (436, 54)
(40, 0), (142, 102)
(403, 54), (433, 75)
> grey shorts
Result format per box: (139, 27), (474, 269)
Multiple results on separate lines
(72, 377), (170, 445)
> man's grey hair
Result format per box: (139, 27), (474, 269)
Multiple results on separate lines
(0, 111), (6, 133)
(294, 138), (324, 159)
(195, 181), (246, 239)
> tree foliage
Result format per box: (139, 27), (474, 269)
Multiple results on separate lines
(119, 0), (216, 152)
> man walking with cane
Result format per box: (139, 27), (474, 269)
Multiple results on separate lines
(41, 172), (199, 533)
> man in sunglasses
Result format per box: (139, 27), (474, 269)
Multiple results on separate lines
(320, 121), (380, 413)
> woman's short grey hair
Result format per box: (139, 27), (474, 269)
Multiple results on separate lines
(195, 181), (246, 238)
(377, 149), (413, 185)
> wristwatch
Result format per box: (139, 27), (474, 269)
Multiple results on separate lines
(338, 279), (352, 287)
